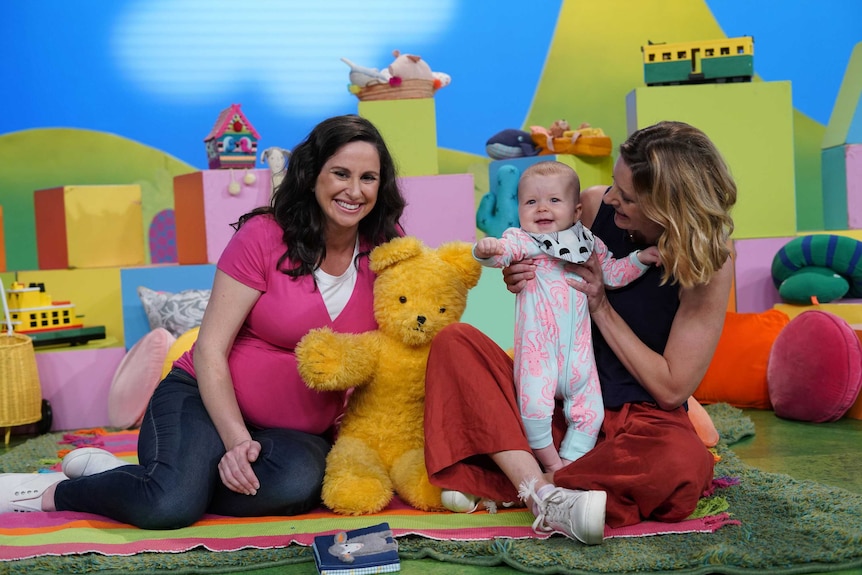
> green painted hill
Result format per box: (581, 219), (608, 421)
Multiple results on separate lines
(0, 128), (197, 271)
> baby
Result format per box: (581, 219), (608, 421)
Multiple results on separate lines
(474, 160), (659, 472)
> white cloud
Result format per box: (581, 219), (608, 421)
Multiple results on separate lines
(111, 0), (455, 115)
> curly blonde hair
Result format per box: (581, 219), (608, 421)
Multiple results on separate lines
(620, 121), (736, 289)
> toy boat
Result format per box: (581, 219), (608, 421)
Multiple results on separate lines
(3, 282), (106, 347)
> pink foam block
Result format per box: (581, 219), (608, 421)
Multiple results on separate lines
(174, 169), (271, 264)
(848, 145), (862, 228)
(733, 236), (795, 313)
(35, 346), (126, 431)
(399, 174), (476, 247)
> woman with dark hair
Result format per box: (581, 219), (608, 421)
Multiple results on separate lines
(425, 121), (736, 545)
(1, 115), (406, 529)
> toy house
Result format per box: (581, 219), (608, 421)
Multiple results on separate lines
(203, 103), (260, 169)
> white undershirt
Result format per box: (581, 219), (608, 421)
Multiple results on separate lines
(313, 240), (360, 321)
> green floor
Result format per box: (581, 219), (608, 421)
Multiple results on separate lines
(235, 409), (862, 575)
(6, 409), (862, 574)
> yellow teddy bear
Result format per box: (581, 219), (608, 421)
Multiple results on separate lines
(296, 236), (482, 515)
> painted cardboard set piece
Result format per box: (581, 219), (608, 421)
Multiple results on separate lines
(34, 185), (145, 270)
(732, 42), (862, 320)
(0, 206), (6, 272)
(12, 84), (477, 431)
(822, 43), (862, 231)
(10, 39), (862, 429)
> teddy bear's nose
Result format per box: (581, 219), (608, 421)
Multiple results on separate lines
(417, 316), (426, 325)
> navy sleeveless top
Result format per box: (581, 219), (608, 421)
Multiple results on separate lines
(590, 192), (681, 407)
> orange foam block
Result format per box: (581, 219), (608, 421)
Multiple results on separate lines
(34, 185), (145, 270)
(174, 169), (270, 264)
(35, 346), (126, 431)
(848, 326), (862, 420)
(399, 174), (476, 247)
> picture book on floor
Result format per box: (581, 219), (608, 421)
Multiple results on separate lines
(311, 521), (400, 575)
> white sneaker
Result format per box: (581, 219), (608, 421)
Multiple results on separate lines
(518, 478), (606, 545)
(441, 489), (481, 513)
(62, 447), (130, 478)
(0, 473), (66, 513)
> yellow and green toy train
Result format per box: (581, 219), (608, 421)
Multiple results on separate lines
(641, 36), (754, 86)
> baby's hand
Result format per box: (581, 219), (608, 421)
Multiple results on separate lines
(475, 237), (503, 259)
(638, 246), (661, 266)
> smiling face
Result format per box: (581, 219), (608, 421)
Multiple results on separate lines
(603, 157), (664, 244)
(314, 141), (381, 235)
(517, 173), (581, 234)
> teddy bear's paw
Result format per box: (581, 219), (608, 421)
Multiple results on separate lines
(323, 475), (394, 515)
(322, 437), (394, 515)
(399, 484), (444, 512)
(296, 328), (353, 390)
(390, 449), (445, 511)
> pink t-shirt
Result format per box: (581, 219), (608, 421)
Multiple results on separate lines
(174, 215), (378, 434)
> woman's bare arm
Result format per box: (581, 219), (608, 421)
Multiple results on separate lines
(571, 256), (732, 409)
(194, 270), (262, 494)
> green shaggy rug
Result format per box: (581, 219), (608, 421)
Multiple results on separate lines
(2, 404), (861, 575)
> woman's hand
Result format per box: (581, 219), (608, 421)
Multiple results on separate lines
(565, 253), (610, 314)
(502, 258), (536, 294)
(218, 439), (262, 495)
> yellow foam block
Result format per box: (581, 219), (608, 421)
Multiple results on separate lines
(0, 271), (15, 289)
(555, 154), (614, 191)
(774, 302), (862, 324)
(626, 82), (796, 240)
(34, 185), (145, 269)
(16, 268), (125, 347)
(799, 229), (862, 241)
(358, 98), (438, 177)
(848, 326), (862, 421)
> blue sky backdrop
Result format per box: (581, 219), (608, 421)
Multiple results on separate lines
(3, 1), (860, 168)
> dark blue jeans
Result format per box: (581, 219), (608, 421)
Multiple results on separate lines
(54, 368), (331, 529)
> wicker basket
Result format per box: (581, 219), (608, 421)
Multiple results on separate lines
(357, 79), (436, 102)
(1, 280), (43, 443)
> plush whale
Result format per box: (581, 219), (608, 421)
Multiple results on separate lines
(485, 129), (540, 160)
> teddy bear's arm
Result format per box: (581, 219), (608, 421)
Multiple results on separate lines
(296, 327), (380, 391)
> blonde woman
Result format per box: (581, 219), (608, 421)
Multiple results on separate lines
(424, 121), (736, 545)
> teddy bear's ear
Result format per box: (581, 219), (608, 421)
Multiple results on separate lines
(369, 236), (425, 273)
(436, 241), (482, 289)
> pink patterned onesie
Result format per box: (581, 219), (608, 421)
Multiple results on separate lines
(474, 222), (649, 461)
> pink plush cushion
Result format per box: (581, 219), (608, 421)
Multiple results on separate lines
(108, 328), (176, 429)
(767, 310), (862, 422)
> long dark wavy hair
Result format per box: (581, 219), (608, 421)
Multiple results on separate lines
(233, 115), (405, 278)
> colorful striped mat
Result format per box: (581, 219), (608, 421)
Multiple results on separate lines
(0, 429), (738, 561)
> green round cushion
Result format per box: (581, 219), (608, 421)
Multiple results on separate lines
(778, 266), (850, 304)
